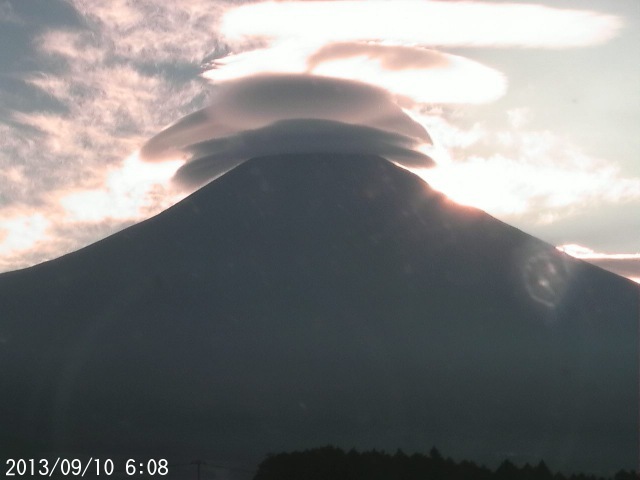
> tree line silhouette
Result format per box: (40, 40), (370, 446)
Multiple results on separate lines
(253, 446), (638, 480)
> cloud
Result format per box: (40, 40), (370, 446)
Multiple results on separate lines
(0, 0), (226, 272)
(193, 0), (627, 223)
(307, 43), (449, 71)
(0, 0), (632, 274)
(0, 153), (186, 272)
(409, 111), (640, 221)
(0, 210), (139, 273)
(0, 1), (22, 24)
(221, 1), (622, 48)
(0, 3), (216, 216)
(175, 118), (434, 188)
(70, 0), (227, 62)
(0, 212), (49, 257)
(209, 1), (621, 107)
(0, 213), (52, 272)
(7, 0), (228, 192)
(204, 42), (507, 104)
(414, 151), (640, 219)
(558, 244), (640, 284)
(58, 153), (186, 222)
(141, 73), (431, 168)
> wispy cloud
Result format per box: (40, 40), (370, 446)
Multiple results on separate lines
(0, 0), (227, 272)
(0, 210), (138, 273)
(0, 152), (185, 271)
(71, 0), (227, 62)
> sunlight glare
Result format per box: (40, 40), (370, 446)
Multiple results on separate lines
(557, 244), (640, 260)
(410, 159), (531, 215)
(60, 153), (185, 222)
(0, 214), (50, 255)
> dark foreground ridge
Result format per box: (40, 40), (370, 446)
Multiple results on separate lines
(0, 154), (638, 478)
(254, 446), (640, 480)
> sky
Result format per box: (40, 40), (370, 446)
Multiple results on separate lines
(0, 0), (639, 283)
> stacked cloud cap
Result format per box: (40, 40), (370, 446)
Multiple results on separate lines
(141, 74), (434, 189)
(139, 1), (620, 190)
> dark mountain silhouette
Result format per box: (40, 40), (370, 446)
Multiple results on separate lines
(0, 154), (637, 477)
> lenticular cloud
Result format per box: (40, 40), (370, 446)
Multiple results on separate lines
(174, 118), (434, 188)
(141, 74), (433, 188)
(221, 1), (621, 48)
(140, 0), (623, 189)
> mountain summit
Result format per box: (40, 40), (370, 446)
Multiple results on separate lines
(1, 154), (637, 475)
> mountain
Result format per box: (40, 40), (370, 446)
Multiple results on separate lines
(0, 154), (637, 477)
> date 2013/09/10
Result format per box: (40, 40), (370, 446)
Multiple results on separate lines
(5, 458), (169, 477)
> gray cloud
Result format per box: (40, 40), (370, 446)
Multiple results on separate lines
(175, 118), (434, 188)
(0, 1), (22, 24)
(140, 73), (431, 162)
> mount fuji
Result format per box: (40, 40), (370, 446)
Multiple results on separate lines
(0, 154), (637, 476)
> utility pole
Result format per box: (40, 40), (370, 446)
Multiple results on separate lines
(190, 460), (205, 480)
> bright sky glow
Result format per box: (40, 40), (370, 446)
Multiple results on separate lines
(558, 244), (640, 260)
(411, 151), (640, 219)
(59, 153), (185, 222)
(410, 161), (528, 215)
(0, 214), (50, 257)
(557, 244), (640, 283)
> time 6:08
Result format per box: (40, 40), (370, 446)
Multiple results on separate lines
(126, 459), (168, 476)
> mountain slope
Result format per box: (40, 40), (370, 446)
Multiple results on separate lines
(0, 154), (637, 475)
